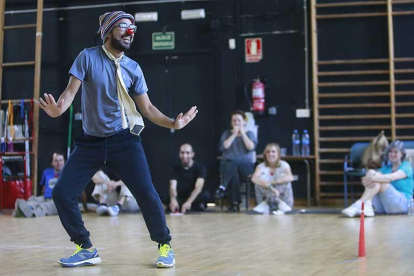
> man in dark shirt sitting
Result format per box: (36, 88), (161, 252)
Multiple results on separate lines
(165, 143), (210, 213)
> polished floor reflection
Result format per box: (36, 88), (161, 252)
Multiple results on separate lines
(0, 210), (413, 276)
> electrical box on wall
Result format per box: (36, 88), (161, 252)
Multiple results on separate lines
(296, 109), (310, 118)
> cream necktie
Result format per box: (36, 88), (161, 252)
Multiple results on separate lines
(102, 45), (144, 136)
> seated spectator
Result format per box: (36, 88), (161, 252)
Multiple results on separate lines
(13, 151), (65, 217)
(252, 143), (294, 215)
(92, 167), (139, 216)
(342, 140), (413, 217)
(215, 110), (257, 212)
(161, 143), (209, 214)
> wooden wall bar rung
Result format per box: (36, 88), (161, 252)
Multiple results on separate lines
(394, 57), (414, 62)
(395, 69), (414, 74)
(0, 99), (32, 104)
(320, 181), (359, 186)
(319, 80), (390, 87)
(319, 125), (392, 130)
(319, 159), (344, 164)
(319, 137), (374, 142)
(317, 12), (387, 19)
(395, 113), (414, 118)
(396, 125), (414, 129)
(2, 61), (35, 67)
(320, 193), (363, 197)
(396, 91), (414, 96)
(395, 102), (414, 106)
(396, 135), (414, 139)
(3, 24), (36, 30)
(395, 80), (414, 84)
(393, 0), (414, 4)
(319, 171), (343, 175)
(319, 114), (390, 120)
(393, 11), (414, 16)
(319, 148), (350, 153)
(318, 58), (389, 65)
(319, 103), (390, 108)
(317, 11), (414, 20)
(316, 1), (386, 8)
(319, 92), (390, 98)
(318, 70), (389, 76)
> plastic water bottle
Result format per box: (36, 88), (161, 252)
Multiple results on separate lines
(7, 138), (13, 152)
(292, 130), (300, 156)
(301, 130), (310, 156)
(0, 137), (6, 153)
(408, 198), (414, 216)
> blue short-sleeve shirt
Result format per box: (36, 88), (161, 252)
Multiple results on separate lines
(379, 161), (414, 200)
(69, 46), (148, 137)
(39, 168), (60, 199)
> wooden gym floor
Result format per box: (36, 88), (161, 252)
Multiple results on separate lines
(0, 209), (413, 276)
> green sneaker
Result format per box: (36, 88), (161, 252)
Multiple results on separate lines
(13, 199), (24, 218)
(156, 244), (175, 268)
(13, 199), (33, 218)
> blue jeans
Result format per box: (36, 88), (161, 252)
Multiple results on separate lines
(52, 129), (171, 248)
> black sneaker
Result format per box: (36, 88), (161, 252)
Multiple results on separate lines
(228, 202), (239, 212)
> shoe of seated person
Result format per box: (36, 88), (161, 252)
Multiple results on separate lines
(342, 200), (375, 217)
(13, 199), (24, 218)
(214, 188), (225, 199)
(108, 205), (120, 217)
(228, 202), (240, 212)
(272, 210), (285, 215)
(16, 199), (34, 218)
(96, 204), (109, 216)
(364, 203), (375, 217)
(277, 200), (292, 213)
(156, 244), (175, 268)
(58, 244), (101, 267)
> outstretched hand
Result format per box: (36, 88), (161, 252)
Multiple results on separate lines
(37, 93), (64, 118)
(173, 106), (198, 130)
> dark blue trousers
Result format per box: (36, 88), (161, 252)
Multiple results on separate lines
(52, 129), (171, 248)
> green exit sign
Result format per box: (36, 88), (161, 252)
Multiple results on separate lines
(152, 32), (175, 50)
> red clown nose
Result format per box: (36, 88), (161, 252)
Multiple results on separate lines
(126, 28), (135, 35)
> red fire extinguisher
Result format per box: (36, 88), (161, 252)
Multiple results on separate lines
(252, 78), (265, 115)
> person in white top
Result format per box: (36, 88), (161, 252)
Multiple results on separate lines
(91, 169), (139, 216)
(251, 143), (294, 214)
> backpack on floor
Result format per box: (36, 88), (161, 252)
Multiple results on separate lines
(361, 131), (389, 169)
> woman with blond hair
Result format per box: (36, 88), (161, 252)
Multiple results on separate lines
(252, 143), (294, 215)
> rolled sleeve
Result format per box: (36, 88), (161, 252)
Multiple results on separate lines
(130, 65), (148, 96)
(69, 49), (89, 81)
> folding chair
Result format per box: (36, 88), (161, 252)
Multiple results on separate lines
(343, 143), (369, 207)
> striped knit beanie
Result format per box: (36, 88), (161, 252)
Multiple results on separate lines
(97, 11), (135, 43)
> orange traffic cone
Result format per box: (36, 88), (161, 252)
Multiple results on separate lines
(358, 202), (366, 257)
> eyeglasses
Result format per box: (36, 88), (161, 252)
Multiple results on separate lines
(114, 22), (137, 33)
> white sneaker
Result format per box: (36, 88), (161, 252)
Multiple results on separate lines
(342, 200), (375, 217)
(96, 205), (109, 216)
(363, 203), (375, 217)
(108, 205), (120, 217)
(342, 201), (361, 217)
(253, 201), (269, 214)
(277, 200), (292, 213)
(272, 210), (285, 215)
